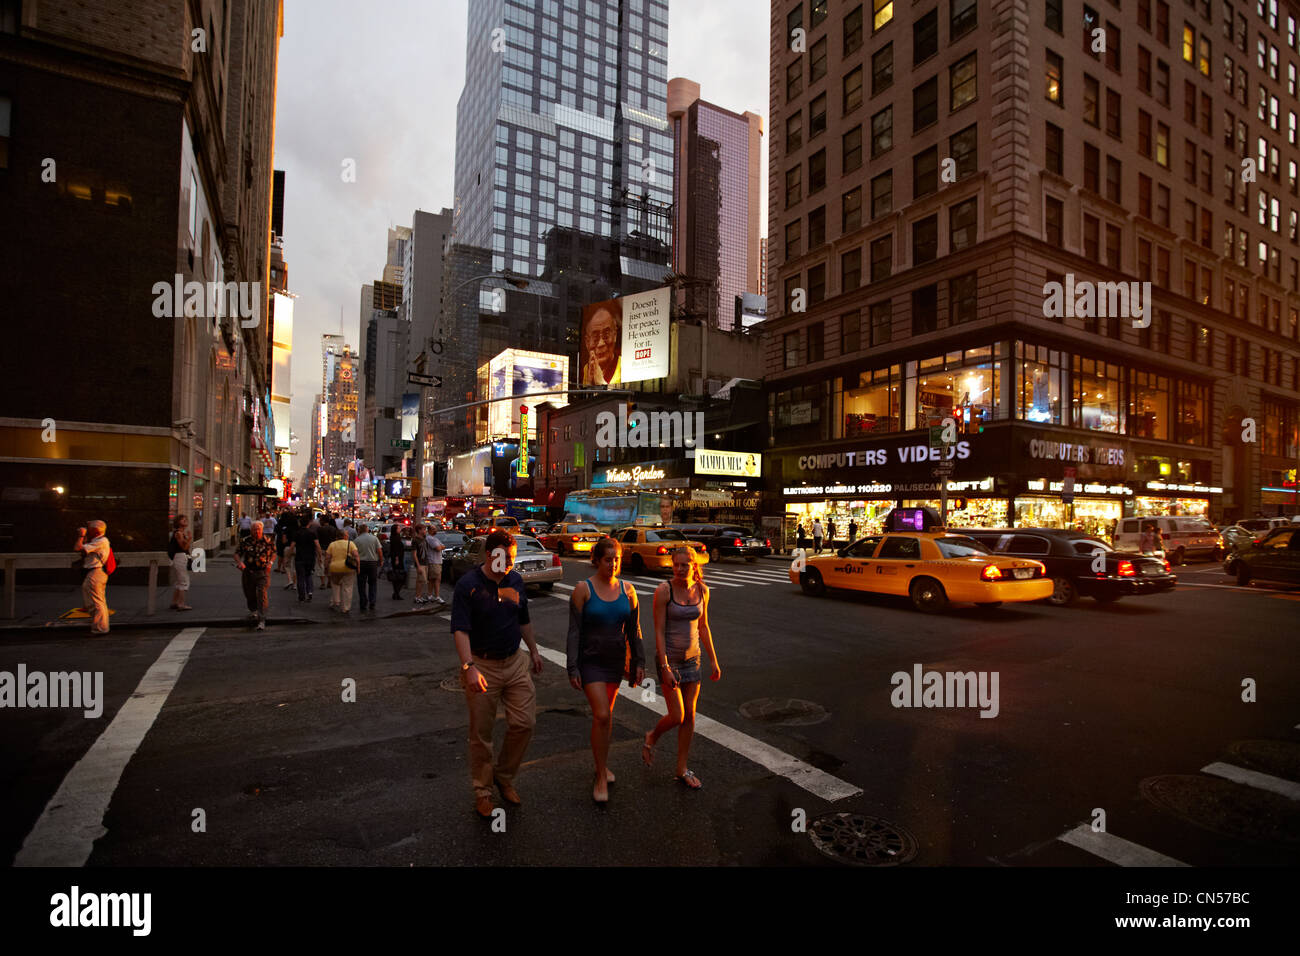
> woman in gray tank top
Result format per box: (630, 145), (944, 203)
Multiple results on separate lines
(643, 546), (721, 790)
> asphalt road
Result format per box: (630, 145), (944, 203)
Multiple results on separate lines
(2, 556), (1298, 867)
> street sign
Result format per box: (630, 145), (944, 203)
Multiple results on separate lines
(407, 372), (442, 388)
(391, 439), (412, 449)
(932, 461), (956, 477)
(1062, 466), (1077, 504)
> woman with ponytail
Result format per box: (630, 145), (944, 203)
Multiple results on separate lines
(566, 536), (645, 804)
(643, 545), (720, 789)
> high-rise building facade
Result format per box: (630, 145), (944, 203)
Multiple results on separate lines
(0, 0), (282, 553)
(764, 0), (1300, 535)
(668, 77), (764, 330)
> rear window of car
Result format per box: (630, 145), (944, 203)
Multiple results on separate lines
(719, 528), (749, 537)
(568, 525), (598, 533)
(516, 538), (546, 552)
(646, 529), (686, 541)
(1006, 535), (1050, 555)
(1069, 538), (1111, 554)
(1177, 518), (1213, 532)
(934, 536), (991, 558)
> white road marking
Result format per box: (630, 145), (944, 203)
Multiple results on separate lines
(1202, 761), (1300, 800)
(533, 602), (861, 801)
(1176, 582), (1253, 591)
(1057, 824), (1188, 866)
(14, 627), (206, 867)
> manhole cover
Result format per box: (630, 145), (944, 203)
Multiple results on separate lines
(439, 676), (463, 692)
(1140, 775), (1300, 846)
(809, 812), (918, 866)
(739, 698), (829, 726)
(1226, 739), (1300, 781)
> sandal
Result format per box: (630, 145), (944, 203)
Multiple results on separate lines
(641, 734), (655, 767)
(675, 770), (702, 791)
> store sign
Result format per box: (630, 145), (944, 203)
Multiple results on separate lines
(1028, 479), (1130, 495)
(798, 441), (972, 471)
(1027, 438), (1125, 466)
(1145, 481), (1223, 494)
(694, 448), (762, 478)
(602, 465), (666, 484)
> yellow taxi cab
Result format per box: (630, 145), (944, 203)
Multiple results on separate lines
(789, 507), (1053, 612)
(537, 522), (603, 555)
(610, 526), (710, 573)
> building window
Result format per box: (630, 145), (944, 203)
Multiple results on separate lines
(785, 219), (802, 259)
(950, 124), (977, 180)
(784, 331), (800, 369)
(842, 249), (862, 293)
(1156, 60), (1170, 105)
(811, 0), (828, 28)
(842, 186), (863, 233)
(1105, 89), (1121, 138)
(1084, 214), (1100, 260)
(843, 125), (863, 172)
(1071, 356), (1123, 432)
(1045, 122), (1063, 174)
(912, 215), (938, 264)
(911, 284), (938, 334)
(1128, 370), (1171, 440)
(844, 4), (864, 55)
(873, 0), (893, 32)
(1140, 174), (1153, 218)
(870, 235), (892, 281)
(844, 364), (901, 435)
(871, 170), (892, 218)
(1175, 379), (1208, 445)
(784, 275), (801, 312)
(1045, 197), (1064, 246)
(808, 263), (826, 304)
(810, 92), (828, 138)
(1018, 343), (1065, 424)
(807, 321), (825, 363)
(786, 112), (803, 153)
(841, 309), (861, 353)
(1046, 0), (1063, 34)
(1105, 22), (1122, 73)
(810, 36), (828, 84)
(951, 0), (977, 39)
(844, 66), (864, 115)
(1156, 122), (1169, 167)
(1139, 109), (1152, 156)
(871, 300), (892, 344)
(914, 146), (938, 199)
(871, 106), (892, 156)
(786, 59), (802, 100)
(1084, 75), (1100, 126)
(950, 53), (977, 110)
(1106, 156), (1122, 204)
(950, 271), (977, 324)
(913, 76), (938, 131)
(808, 205), (826, 247)
(872, 42), (894, 94)
(1084, 144), (1100, 192)
(809, 149), (826, 193)
(1105, 223), (1121, 269)
(914, 9), (939, 65)
(1046, 51), (1064, 104)
(785, 165), (801, 207)
(950, 198), (977, 251)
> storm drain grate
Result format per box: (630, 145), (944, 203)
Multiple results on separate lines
(809, 812), (918, 866)
(739, 698), (829, 726)
(1140, 774), (1300, 846)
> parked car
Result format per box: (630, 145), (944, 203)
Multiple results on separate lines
(537, 522), (603, 555)
(1235, 517), (1292, 533)
(1113, 515), (1221, 565)
(1223, 526), (1300, 586)
(957, 528), (1175, 606)
(673, 524), (771, 563)
(444, 534), (563, 590)
(610, 527), (709, 573)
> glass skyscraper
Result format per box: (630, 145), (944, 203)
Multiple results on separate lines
(452, 0), (674, 281)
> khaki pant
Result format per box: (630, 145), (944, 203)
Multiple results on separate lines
(330, 572), (355, 611)
(462, 648), (536, 798)
(82, 568), (109, 634)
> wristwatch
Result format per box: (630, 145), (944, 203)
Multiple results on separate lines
(461, 660), (473, 671)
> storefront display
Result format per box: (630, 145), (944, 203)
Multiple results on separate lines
(902, 498), (1009, 528)
(1133, 496), (1210, 518)
(1013, 495), (1122, 537)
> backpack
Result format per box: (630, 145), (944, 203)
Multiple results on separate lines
(102, 547), (117, 576)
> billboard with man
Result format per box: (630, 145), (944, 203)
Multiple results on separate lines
(580, 286), (671, 386)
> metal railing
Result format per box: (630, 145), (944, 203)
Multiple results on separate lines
(1, 552), (172, 619)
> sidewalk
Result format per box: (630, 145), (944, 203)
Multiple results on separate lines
(0, 557), (450, 635)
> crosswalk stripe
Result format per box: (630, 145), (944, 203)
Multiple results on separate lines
(705, 567), (789, 582)
(1057, 824), (1188, 866)
(1201, 761), (1300, 800)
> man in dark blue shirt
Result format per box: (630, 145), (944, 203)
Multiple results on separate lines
(451, 531), (544, 818)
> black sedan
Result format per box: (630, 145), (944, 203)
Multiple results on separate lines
(1224, 526), (1300, 586)
(672, 524), (772, 563)
(956, 528), (1176, 606)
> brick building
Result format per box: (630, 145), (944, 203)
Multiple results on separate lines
(763, 0), (1300, 539)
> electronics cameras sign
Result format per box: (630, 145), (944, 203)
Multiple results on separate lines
(693, 448), (762, 478)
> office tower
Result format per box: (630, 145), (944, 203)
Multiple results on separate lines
(667, 77), (764, 330)
(764, 0), (1300, 532)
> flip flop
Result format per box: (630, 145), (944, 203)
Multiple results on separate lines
(675, 770), (702, 791)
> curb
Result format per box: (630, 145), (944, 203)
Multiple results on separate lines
(0, 606), (451, 636)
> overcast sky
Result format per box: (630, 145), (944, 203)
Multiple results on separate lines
(274, 0), (769, 481)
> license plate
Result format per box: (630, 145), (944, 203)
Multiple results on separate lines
(1142, 565), (1163, 576)
(1012, 568), (1034, 580)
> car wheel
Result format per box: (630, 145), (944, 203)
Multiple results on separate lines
(1236, 564), (1251, 587)
(799, 568), (826, 596)
(709, 547), (722, 564)
(1046, 576), (1078, 607)
(975, 601), (1002, 608)
(539, 582), (554, 591)
(1170, 548), (1185, 566)
(909, 577), (948, 613)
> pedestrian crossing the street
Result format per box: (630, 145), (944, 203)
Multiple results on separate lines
(553, 562), (793, 596)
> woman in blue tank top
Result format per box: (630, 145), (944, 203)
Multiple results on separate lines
(643, 546), (721, 790)
(566, 537), (644, 804)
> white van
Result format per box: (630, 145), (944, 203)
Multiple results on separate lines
(1236, 517), (1291, 533)
(1114, 515), (1221, 565)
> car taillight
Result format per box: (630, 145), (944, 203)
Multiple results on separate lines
(733, 538), (743, 546)
(656, 545), (668, 555)
(765, 538), (771, 547)
(1162, 560), (1171, 573)
(1117, 560), (1136, 576)
(980, 564), (1002, 581)
(552, 553), (562, 567)
(570, 535), (578, 541)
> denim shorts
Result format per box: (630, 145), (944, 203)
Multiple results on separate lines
(664, 656), (701, 685)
